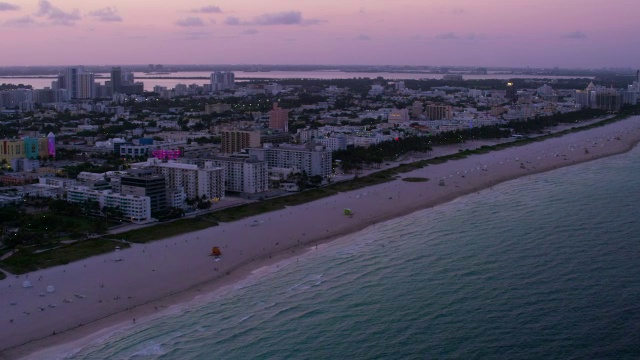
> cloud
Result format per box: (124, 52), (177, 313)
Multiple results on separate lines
(88, 7), (122, 22)
(253, 11), (303, 25)
(563, 30), (587, 39)
(224, 16), (240, 25)
(357, 34), (371, 41)
(241, 28), (258, 35)
(450, 8), (466, 14)
(191, 5), (221, 13)
(34, 0), (80, 26)
(0, 2), (19, 11)
(436, 32), (458, 40)
(225, 11), (325, 26)
(435, 32), (483, 41)
(182, 31), (210, 40)
(175, 16), (205, 27)
(3, 15), (35, 26)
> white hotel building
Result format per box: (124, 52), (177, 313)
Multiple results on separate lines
(66, 187), (152, 223)
(206, 157), (268, 194)
(248, 144), (332, 178)
(138, 158), (225, 200)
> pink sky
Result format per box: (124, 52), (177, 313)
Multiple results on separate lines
(0, 0), (638, 68)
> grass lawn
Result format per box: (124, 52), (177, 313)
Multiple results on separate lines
(0, 239), (131, 275)
(27, 212), (101, 234)
(119, 217), (217, 243)
(402, 177), (430, 182)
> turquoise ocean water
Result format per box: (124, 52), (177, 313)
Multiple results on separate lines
(61, 147), (640, 359)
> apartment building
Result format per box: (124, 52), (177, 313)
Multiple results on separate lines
(207, 157), (268, 194)
(144, 158), (225, 200)
(66, 187), (152, 223)
(248, 144), (332, 178)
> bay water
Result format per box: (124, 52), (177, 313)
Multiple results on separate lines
(3, 71), (590, 92)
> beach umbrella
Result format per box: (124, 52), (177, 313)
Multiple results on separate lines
(46, 285), (55, 293)
(22, 281), (32, 288)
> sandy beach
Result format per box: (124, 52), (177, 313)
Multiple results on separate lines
(2, 116), (640, 359)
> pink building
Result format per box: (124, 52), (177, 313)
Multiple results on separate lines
(268, 102), (289, 132)
(152, 149), (181, 160)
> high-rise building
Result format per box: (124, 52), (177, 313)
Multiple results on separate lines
(122, 71), (135, 84)
(110, 67), (122, 94)
(78, 73), (95, 99)
(120, 168), (167, 212)
(210, 71), (235, 91)
(221, 130), (261, 154)
(207, 157), (268, 194)
(55, 73), (66, 90)
(248, 144), (332, 178)
(144, 159), (225, 201)
(61, 67), (95, 99)
(595, 91), (622, 112)
(64, 67), (82, 99)
(269, 102), (289, 132)
(505, 81), (518, 102)
(425, 105), (452, 120)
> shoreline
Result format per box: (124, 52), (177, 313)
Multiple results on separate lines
(2, 116), (640, 360)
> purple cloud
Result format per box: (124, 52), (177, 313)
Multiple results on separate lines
(0, 2), (20, 11)
(436, 32), (458, 40)
(34, 0), (80, 26)
(3, 15), (35, 26)
(89, 7), (122, 22)
(176, 17), (205, 27)
(563, 30), (587, 39)
(191, 5), (221, 13)
(252, 11), (303, 25)
(183, 31), (210, 40)
(225, 11), (324, 26)
(357, 34), (371, 41)
(241, 28), (258, 35)
(224, 16), (240, 25)
(436, 32), (483, 41)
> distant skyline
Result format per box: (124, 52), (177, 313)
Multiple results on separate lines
(1, 0), (639, 68)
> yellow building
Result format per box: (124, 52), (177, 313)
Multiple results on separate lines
(0, 139), (25, 163)
(38, 137), (49, 158)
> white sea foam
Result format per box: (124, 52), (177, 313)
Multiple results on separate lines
(131, 342), (165, 357)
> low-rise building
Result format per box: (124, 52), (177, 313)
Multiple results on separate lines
(38, 177), (76, 189)
(66, 187), (152, 223)
(315, 135), (347, 151)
